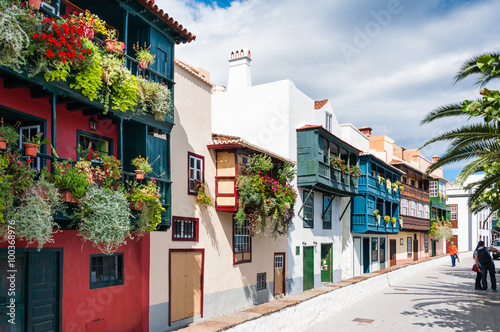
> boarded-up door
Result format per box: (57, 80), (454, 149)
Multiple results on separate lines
(170, 250), (203, 324)
(390, 239), (397, 266)
(303, 246), (314, 291)
(274, 254), (285, 296)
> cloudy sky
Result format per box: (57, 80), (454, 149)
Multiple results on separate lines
(157, 0), (499, 182)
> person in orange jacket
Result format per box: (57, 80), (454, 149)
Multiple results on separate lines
(448, 241), (458, 267)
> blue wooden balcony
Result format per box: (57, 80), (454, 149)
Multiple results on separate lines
(352, 213), (400, 234)
(297, 159), (358, 196)
(357, 175), (400, 201)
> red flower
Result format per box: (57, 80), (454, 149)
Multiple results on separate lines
(32, 33), (39, 39)
(95, 154), (99, 158)
(46, 50), (55, 57)
(78, 54), (85, 60)
(27, 158), (33, 163)
(87, 153), (91, 159)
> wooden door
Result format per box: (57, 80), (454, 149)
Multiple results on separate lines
(353, 238), (361, 276)
(303, 247), (314, 291)
(413, 239), (419, 261)
(389, 239), (397, 266)
(274, 254), (285, 296)
(320, 244), (332, 283)
(170, 251), (203, 324)
(27, 251), (60, 331)
(362, 238), (370, 274)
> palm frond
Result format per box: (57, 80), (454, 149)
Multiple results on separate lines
(420, 123), (500, 150)
(453, 52), (500, 86)
(420, 101), (478, 125)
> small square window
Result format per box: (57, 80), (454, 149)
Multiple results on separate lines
(172, 217), (198, 241)
(323, 195), (332, 229)
(257, 273), (266, 290)
(303, 191), (314, 228)
(90, 254), (124, 289)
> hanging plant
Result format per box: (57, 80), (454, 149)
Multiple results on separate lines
(128, 179), (164, 232)
(384, 215), (390, 224)
(76, 186), (131, 254)
(195, 180), (213, 209)
(235, 155), (296, 237)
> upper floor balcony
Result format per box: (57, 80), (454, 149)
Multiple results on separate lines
(0, 0), (195, 128)
(296, 125), (360, 197)
(207, 134), (297, 238)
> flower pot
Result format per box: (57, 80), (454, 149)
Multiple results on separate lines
(60, 190), (77, 203)
(24, 143), (38, 157)
(342, 173), (350, 185)
(130, 202), (145, 210)
(29, 0), (41, 9)
(0, 137), (6, 150)
(135, 170), (145, 179)
(105, 39), (116, 52)
(331, 168), (341, 182)
(139, 60), (149, 70)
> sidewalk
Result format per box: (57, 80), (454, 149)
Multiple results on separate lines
(303, 253), (500, 332)
(175, 254), (467, 332)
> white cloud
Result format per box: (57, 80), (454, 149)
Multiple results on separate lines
(157, 0), (500, 180)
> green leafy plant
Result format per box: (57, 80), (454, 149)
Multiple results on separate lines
(133, 42), (155, 69)
(195, 180), (213, 209)
(128, 179), (164, 232)
(0, 124), (20, 146)
(2, 178), (60, 250)
(131, 155), (152, 174)
(3, 151), (36, 196)
(0, 2), (30, 72)
(330, 156), (344, 169)
(77, 186), (131, 254)
(70, 39), (103, 100)
(52, 161), (89, 198)
(101, 53), (138, 113)
(136, 77), (173, 120)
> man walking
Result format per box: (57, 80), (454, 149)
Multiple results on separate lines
(475, 240), (498, 292)
(448, 241), (458, 267)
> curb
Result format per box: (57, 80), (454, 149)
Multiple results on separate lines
(175, 254), (456, 332)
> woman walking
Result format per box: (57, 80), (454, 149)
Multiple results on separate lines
(473, 243), (483, 290)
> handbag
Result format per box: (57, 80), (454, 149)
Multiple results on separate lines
(472, 264), (478, 272)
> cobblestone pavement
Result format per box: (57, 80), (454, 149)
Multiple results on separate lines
(303, 254), (500, 332)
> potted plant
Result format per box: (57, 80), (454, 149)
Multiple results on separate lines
(134, 43), (155, 71)
(0, 124), (19, 150)
(377, 175), (384, 184)
(23, 132), (50, 157)
(399, 216), (404, 227)
(384, 215), (390, 225)
(131, 156), (152, 179)
(76, 186), (131, 254)
(104, 30), (125, 54)
(28, 0), (42, 9)
(349, 165), (361, 186)
(391, 217), (397, 226)
(195, 180), (213, 209)
(374, 209), (380, 225)
(52, 162), (89, 202)
(2, 179), (60, 250)
(329, 156), (343, 182)
(128, 179), (164, 232)
(71, 10), (108, 40)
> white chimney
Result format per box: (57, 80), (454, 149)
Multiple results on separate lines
(227, 48), (252, 91)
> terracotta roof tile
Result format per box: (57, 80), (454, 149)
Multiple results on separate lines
(314, 99), (328, 110)
(209, 134), (296, 164)
(139, 0), (196, 44)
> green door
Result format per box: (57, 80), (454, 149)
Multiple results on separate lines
(303, 246), (314, 291)
(27, 251), (60, 331)
(320, 244), (332, 283)
(432, 240), (436, 257)
(0, 250), (61, 332)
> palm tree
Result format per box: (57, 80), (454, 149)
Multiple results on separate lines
(420, 52), (500, 214)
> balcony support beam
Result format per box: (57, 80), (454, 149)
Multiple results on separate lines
(339, 197), (353, 222)
(118, 117), (123, 160)
(322, 195), (335, 220)
(297, 189), (314, 219)
(51, 92), (57, 152)
(123, 10), (129, 55)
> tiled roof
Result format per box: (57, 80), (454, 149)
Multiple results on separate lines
(139, 0), (196, 44)
(174, 58), (212, 86)
(314, 99), (328, 110)
(209, 134), (296, 164)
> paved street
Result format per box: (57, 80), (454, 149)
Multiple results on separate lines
(303, 254), (500, 332)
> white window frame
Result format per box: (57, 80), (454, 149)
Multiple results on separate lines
(451, 205), (457, 221)
(410, 201), (416, 217)
(401, 199), (408, 215)
(424, 205), (430, 219)
(188, 153), (204, 194)
(429, 181), (437, 197)
(417, 203), (423, 218)
(325, 112), (332, 132)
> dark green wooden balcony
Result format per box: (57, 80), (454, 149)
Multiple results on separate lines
(296, 125), (360, 196)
